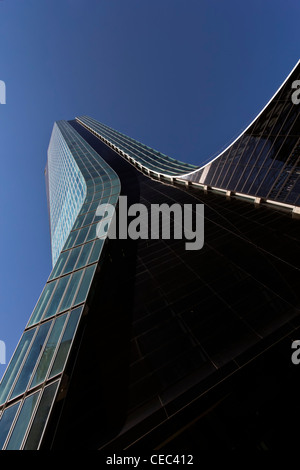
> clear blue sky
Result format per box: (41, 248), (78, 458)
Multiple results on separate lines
(0, 0), (299, 377)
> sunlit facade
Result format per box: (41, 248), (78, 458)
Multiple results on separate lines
(46, 123), (87, 266)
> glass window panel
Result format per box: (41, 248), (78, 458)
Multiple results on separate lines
(10, 323), (51, 400)
(23, 381), (59, 450)
(49, 308), (82, 378)
(72, 214), (85, 230)
(88, 239), (104, 264)
(62, 246), (81, 275)
(28, 282), (57, 327)
(108, 194), (119, 205)
(89, 201), (100, 212)
(58, 271), (83, 313)
(79, 202), (90, 216)
(6, 392), (40, 450)
(49, 251), (68, 281)
(0, 403), (20, 449)
(254, 141), (273, 167)
(92, 190), (103, 201)
(102, 188), (112, 197)
(43, 275), (70, 320)
(74, 265), (96, 306)
(75, 226), (89, 245)
(111, 185), (120, 196)
(62, 231), (77, 251)
(30, 315), (67, 389)
(95, 195), (109, 206)
(0, 329), (35, 405)
(84, 192), (94, 203)
(85, 223), (97, 242)
(83, 211), (95, 226)
(75, 242), (93, 270)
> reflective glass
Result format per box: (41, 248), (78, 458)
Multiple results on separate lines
(77, 116), (197, 176)
(28, 282), (56, 327)
(88, 201), (100, 212)
(23, 381), (59, 450)
(63, 231), (77, 251)
(0, 329), (35, 405)
(0, 403), (19, 449)
(89, 239), (104, 264)
(49, 251), (68, 281)
(72, 214), (85, 230)
(6, 392), (40, 450)
(10, 322), (51, 400)
(30, 315), (67, 389)
(86, 223), (97, 242)
(74, 265), (96, 306)
(49, 308), (82, 378)
(58, 270), (83, 312)
(62, 246), (81, 275)
(75, 226), (89, 245)
(43, 276), (70, 320)
(47, 122), (87, 266)
(75, 242), (93, 270)
(83, 211), (95, 226)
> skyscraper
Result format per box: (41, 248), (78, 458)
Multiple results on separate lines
(0, 61), (299, 451)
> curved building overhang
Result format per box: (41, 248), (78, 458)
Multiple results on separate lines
(77, 59), (300, 213)
(1, 60), (300, 450)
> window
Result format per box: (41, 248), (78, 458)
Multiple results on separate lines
(58, 271), (83, 313)
(43, 276), (70, 320)
(28, 282), (56, 327)
(0, 329), (35, 405)
(23, 381), (59, 450)
(74, 265), (96, 306)
(49, 308), (82, 378)
(62, 246), (81, 275)
(75, 242), (93, 270)
(30, 316), (67, 389)
(0, 403), (20, 449)
(5, 392), (40, 450)
(10, 322), (51, 400)
(88, 239), (104, 264)
(49, 251), (69, 281)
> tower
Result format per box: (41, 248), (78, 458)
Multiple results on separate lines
(0, 61), (299, 451)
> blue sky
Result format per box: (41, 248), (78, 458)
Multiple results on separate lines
(0, 0), (299, 377)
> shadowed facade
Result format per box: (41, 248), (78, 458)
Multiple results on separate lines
(0, 61), (299, 450)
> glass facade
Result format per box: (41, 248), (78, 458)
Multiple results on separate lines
(46, 123), (87, 266)
(0, 61), (299, 450)
(61, 119), (300, 451)
(0, 120), (120, 449)
(181, 61), (300, 207)
(76, 61), (300, 208)
(77, 115), (198, 176)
